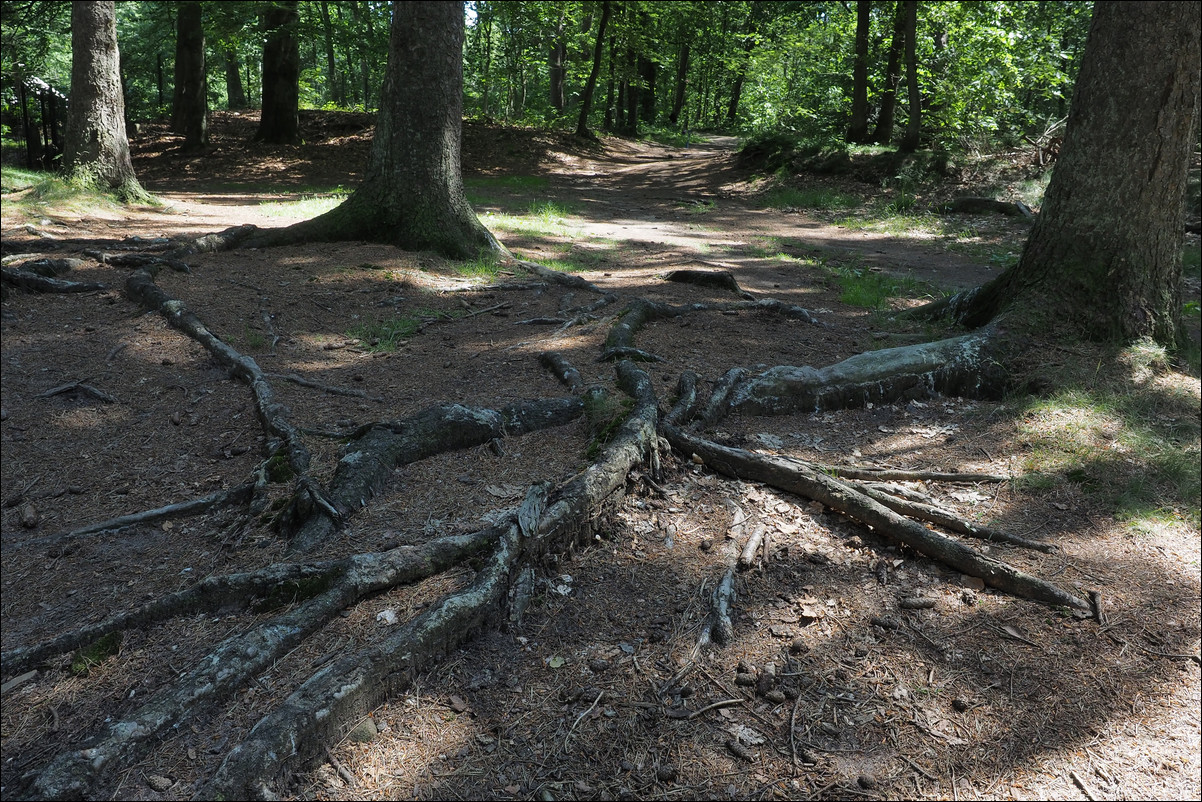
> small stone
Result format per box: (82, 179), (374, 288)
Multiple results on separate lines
(656, 764), (678, 782)
(146, 774), (173, 792)
(764, 689), (787, 703)
(788, 637), (807, 655)
(952, 697), (971, 712)
(20, 504), (38, 529)
(734, 671), (757, 687)
(347, 717), (378, 743)
(960, 574), (986, 591)
(857, 774), (876, 790)
(588, 658), (611, 673)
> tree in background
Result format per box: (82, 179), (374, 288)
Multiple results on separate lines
(846, 0), (871, 144)
(170, 0), (206, 150)
(255, 0), (300, 144)
(63, 0), (149, 201)
(247, 0), (500, 259)
(575, 0), (611, 139)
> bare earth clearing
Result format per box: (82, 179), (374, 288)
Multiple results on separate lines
(2, 112), (1199, 801)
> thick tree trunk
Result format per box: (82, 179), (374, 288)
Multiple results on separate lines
(575, 0), (610, 138)
(224, 50), (247, 109)
(847, 0), (871, 144)
(639, 55), (656, 124)
(255, 0), (300, 144)
(872, 0), (905, 145)
(171, 0), (207, 150)
(899, 0), (921, 153)
(63, 1), (148, 201)
(942, 1), (1200, 347)
(247, 1), (499, 260)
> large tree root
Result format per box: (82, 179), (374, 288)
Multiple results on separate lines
(205, 361), (658, 799)
(662, 424), (1088, 612)
(125, 267), (311, 478)
(286, 397), (586, 554)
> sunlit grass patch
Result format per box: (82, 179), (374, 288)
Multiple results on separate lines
(822, 261), (935, 309)
(1, 168), (130, 217)
(454, 254), (502, 279)
(1, 165), (43, 193)
(759, 185), (861, 211)
(480, 200), (578, 237)
(348, 307), (462, 352)
(1015, 381), (1201, 529)
(257, 191), (348, 218)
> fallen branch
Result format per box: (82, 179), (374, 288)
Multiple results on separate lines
(1, 266), (106, 294)
(266, 371), (385, 402)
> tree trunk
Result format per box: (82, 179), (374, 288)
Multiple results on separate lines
(225, 50), (247, 109)
(255, 0), (300, 144)
(872, 0), (905, 145)
(247, 1), (499, 260)
(319, 0), (343, 106)
(940, 1), (1200, 348)
(899, 0), (921, 153)
(575, 0), (611, 138)
(847, 0), (871, 143)
(548, 11), (566, 113)
(63, 1), (148, 201)
(668, 41), (689, 126)
(171, 0), (207, 151)
(639, 55), (656, 124)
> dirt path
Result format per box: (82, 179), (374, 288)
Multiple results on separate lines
(2, 122), (1198, 802)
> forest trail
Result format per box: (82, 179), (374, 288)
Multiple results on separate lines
(2, 116), (1198, 802)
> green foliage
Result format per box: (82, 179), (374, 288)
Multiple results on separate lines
(349, 308), (461, 353)
(71, 632), (122, 676)
(759, 185), (860, 211)
(823, 260), (934, 310)
(583, 389), (633, 460)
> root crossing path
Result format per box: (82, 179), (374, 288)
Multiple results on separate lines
(2, 121), (1197, 802)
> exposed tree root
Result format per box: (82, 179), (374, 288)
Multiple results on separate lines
(9, 483), (255, 553)
(125, 267), (312, 478)
(1, 266), (106, 294)
(203, 361), (658, 800)
(662, 425), (1088, 612)
(286, 397), (586, 554)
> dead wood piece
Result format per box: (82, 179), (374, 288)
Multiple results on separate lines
(34, 380), (117, 404)
(1, 266), (106, 294)
(663, 269), (751, 298)
(938, 196), (1034, 219)
(664, 426), (1089, 612)
(857, 484), (1054, 552)
(825, 466), (1008, 483)
(11, 483), (255, 552)
(738, 523), (766, 570)
(726, 329), (1002, 421)
(539, 351), (585, 392)
(513, 258), (606, 294)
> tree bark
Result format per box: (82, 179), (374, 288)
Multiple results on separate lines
(63, 1), (148, 201)
(847, 0), (871, 144)
(575, 0), (611, 138)
(171, 0), (207, 151)
(254, 0), (301, 144)
(319, 0), (344, 106)
(872, 0), (905, 145)
(668, 41), (690, 126)
(899, 0), (921, 153)
(549, 11), (566, 112)
(247, 1), (500, 260)
(940, 1), (1200, 347)
(224, 50), (247, 109)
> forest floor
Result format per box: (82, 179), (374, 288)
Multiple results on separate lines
(1, 111), (1199, 801)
